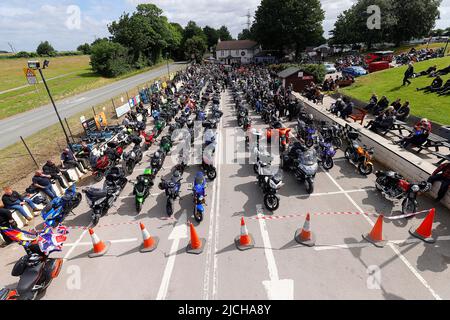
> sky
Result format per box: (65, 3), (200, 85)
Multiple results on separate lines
(1, 0), (449, 52)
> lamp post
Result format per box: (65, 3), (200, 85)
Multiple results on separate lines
(28, 60), (72, 150)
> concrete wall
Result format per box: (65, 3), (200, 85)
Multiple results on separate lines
(300, 97), (450, 210)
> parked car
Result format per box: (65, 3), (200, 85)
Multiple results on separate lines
(342, 66), (368, 78)
(324, 63), (337, 74)
(368, 61), (392, 73)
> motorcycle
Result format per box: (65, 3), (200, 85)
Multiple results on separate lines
(141, 130), (156, 151)
(122, 144), (143, 175)
(256, 163), (283, 211)
(154, 119), (167, 137)
(319, 122), (343, 149)
(41, 183), (82, 227)
(150, 151), (165, 176)
(344, 132), (374, 175)
(158, 170), (183, 217)
(191, 172), (207, 222)
(297, 118), (316, 148)
(83, 167), (128, 226)
(375, 171), (432, 215)
(160, 135), (173, 154)
(281, 142), (318, 194)
(202, 145), (217, 180)
(267, 123), (292, 152)
(317, 137), (337, 170)
(132, 168), (154, 213)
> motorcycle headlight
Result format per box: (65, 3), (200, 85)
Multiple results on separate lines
(198, 195), (204, 201)
(270, 179), (282, 189)
(411, 185), (420, 192)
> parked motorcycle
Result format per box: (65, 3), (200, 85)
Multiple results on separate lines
(375, 171), (432, 215)
(317, 137), (337, 170)
(159, 170), (183, 217)
(122, 144), (143, 175)
(41, 183), (82, 227)
(141, 130), (156, 151)
(132, 168), (154, 213)
(150, 151), (165, 176)
(191, 172), (207, 222)
(344, 132), (374, 175)
(257, 163), (283, 211)
(84, 167), (128, 226)
(297, 118), (316, 148)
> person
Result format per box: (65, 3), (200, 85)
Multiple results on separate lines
(340, 97), (354, 119)
(391, 98), (402, 111)
(76, 142), (92, 170)
(255, 99), (262, 114)
(416, 76), (443, 93)
(32, 171), (57, 200)
(365, 106), (395, 134)
(372, 96), (389, 115)
(2, 187), (40, 221)
(414, 65), (437, 77)
(437, 79), (450, 96)
(396, 101), (410, 121)
(364, 94), (378, 112)
(330, 98), (345, 116)
(402, 63), (414, 86)
(60, 148), (87, 174)
(43, 160), (72, 189)
(428, 162), (450, 202)
(399, 118), (431, 149)
(0, 208), (17, 244)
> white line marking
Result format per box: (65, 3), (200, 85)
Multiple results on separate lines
(156, 210), (187, 300)
(63, 229), (88, 261)
(64, 238), (138, 247)
(257, 205), (294, 300)
(305, 188), (374, 197)
(322, 168), (442, 300)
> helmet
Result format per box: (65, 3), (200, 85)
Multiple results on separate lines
(143, 168), (152, 175)
(420, 118), (428, 124)
(173, 170), (181, 178)
(154, 151), (161, 158)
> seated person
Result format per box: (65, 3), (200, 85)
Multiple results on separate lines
(2, 187), (40, 221)
(76, 142), (92, 170)
(365, 106), (396, 133)
(364, 94), (378, 112)
(428, 162), (450, 202)
(437, 79), (450, 96)
(43, 160), (73, 189)
(391, 98), (402, 111)
(395, 101), (410, 121)
(61, 148), (87, 174)
(330, 98), (345, 115)
(416, 76), (443, 93)
(340, 97), (354, 119)
(415, 65), (437, 77)
(398, 118), (431, 148)
(372, 96), (389, 115)
(32, 171), (57, 200)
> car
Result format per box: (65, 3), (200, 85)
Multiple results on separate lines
(341, 66), (368, 78)
(324, 63), (337, 74)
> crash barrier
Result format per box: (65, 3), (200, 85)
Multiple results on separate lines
(296, 94), (450, 210)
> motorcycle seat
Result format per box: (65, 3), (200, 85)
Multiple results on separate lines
(85, 188), (107, 199)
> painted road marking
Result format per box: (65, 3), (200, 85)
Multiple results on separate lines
(322, 168), (442, 300)
(64, 238), (138, 247)
(305, 188), (375, 197)
(257, 204), (294, 300)
(156, 209), (188, 300)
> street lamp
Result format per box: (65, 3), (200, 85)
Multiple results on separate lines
(28, 60), (72, 150)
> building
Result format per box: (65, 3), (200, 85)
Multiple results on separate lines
(277, 67), (315, 92)
(216, 40), (261, 65)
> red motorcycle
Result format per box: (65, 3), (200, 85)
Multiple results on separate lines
(92, 146), (123, 182)
(141, 130), (156, 151)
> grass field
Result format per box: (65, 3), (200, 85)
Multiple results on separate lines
(0, 56), (171, 120)
(340, 56), (450, 125)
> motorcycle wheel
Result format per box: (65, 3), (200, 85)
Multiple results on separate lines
(322, 157), (334, 170)
(206, 168), (217, 180)
(126, 163), (134, 175)
(264, 194), (279, 211)
(344, 148), (352, 160)
(358, 162), (373, 176)
(136, 201), (143, 213)
(402, 198), (417, 216)
(166, 199), (173, 217)
(194, 207), (203, 223)
(305, 178), (314, 194)
(92, 214), (100, 227)
(93, 172), (104, 182)
(305, 138), (314, 148)
(73, 193), (82, 209)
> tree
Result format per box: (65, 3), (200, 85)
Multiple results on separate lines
(218, 26), (233, 41)
(203, 26), (220, 49)
(184, 35), (208, 63)
(252, 0), (325, 58)
(90, 39), (131, 77)
(77, 43), (91, 55)
(36, 41), (55, 56)
(183, 21), (206, 41)
(238, 29), (253, 40)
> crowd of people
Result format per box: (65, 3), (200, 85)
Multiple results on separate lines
(334, 54), (366, 71)
(395, 47), (446, 65)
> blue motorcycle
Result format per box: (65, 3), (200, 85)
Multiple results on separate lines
(41, 184), (82, 227)
(317, 137), (337, 170)
(192, 172), (207, 223)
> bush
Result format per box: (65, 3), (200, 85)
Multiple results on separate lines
(36, 41), (56, 56)
(90, 40), (131, 77)
(77, 43), (92, 55)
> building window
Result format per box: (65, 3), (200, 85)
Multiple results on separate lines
(221, 50), (224, 56)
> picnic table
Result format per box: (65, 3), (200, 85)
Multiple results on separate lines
(431, 152), (450, 165)
(417, 133), (449, 153)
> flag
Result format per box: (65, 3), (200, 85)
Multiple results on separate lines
(37, 225), (68, 255)
(0, 227), (37, 246)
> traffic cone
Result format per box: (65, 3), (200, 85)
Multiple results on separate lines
(235, 217), (254, 251)
(186, 223), (206, 254)
(362, 215), (386, 248)
(294, 214), (315, 247)
(409, 208), (436, 244)
(139, 223), (159, 253)
(88, 228), (111, 258)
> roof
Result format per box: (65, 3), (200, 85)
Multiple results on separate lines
(216, 40), (258, 51)
(277, 67), (301, 78)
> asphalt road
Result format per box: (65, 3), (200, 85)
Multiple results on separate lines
(1, 88), (450, 300)
(0, 62), (187, 150)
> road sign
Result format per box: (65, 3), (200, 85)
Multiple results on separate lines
(23, 68), (38, 85)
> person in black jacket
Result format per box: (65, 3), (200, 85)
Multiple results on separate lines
(2, 187), (40, 220)
(416, 76), (443, 93)
(43, 160), (72, 189)
(396, 102), (410, 121)
(402, 63), (414, 86)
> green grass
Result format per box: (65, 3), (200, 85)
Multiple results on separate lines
(393, 42), (450, 55)
(340, 56), (450, 125)
(0, 56), (172, 120)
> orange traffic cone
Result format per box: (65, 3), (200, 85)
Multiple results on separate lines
(186, 223), (205, 254)
(88, 228), (111, 258)
(235, 217), (254, 251)
(294, 213), (316, 247)
(139, 223), (159, 253)
(362, 215), (386, 248)
(409, 208), (436, 243)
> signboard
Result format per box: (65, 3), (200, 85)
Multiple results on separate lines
(303, 76), (314, 80)
(298, 72), (304, 78)
(115, 103), (131, 118)
(23, 68), (38, 85)
(95, 112), (108, 129)
(82, 117), (97, 133)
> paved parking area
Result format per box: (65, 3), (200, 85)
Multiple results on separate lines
(1, 89), (450, 300)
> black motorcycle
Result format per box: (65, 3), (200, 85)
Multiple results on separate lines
(122, 144), (143, 175)
(150, 151), (165, 176)
(256, 164), (283, 211)
(83, 167), (128, 226)
(158, 170), (183, 217)
(375, 171), (432, 215)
